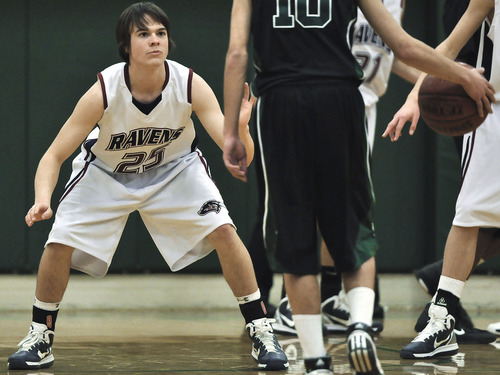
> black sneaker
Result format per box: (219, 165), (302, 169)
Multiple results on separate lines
(321, 292), (350, 326)
(246, 318), (289, 370)
(266, 303), (277, 319)
(401, 303), (458, 359)
(373, 304), (385, 320)
(322, 292), (384, 334)
(8, 323), (55, 370)
(271, 297), (297, 335)
(347, 322), (384, 375)
(415, 302), (495, 344)
(304, 355), (333, 374)
(415, 260), (442, 296)
(454, 327), (497, 344)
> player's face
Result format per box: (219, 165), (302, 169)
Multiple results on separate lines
(128, 17), (169, 67)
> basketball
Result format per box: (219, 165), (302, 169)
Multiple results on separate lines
(418, 64), (487, 136)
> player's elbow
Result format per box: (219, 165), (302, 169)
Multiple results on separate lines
(392, 40), (419, 64)
(225, 48), (249, 70)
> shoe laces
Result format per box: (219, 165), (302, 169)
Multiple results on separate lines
(248, 318), (280, 353)
(324, 292), (349, 314)
(414, 305), (451, 341)
(18, 326), (53, 350)
(335, 291), (350, 313)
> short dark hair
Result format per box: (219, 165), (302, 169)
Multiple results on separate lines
(116, 2), (175, 63)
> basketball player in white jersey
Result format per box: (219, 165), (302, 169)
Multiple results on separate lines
(7, 2), (288, 371)
(383, 0), (499, 359)
(353, 0), (420, 151)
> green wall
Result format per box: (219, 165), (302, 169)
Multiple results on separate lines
(1, 1), (498, 274)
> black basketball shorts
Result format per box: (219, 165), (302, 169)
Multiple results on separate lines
(256, 82), (378, 275)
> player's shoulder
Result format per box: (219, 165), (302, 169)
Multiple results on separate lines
(165, 59), (194, 91)
(166, 59), (191, 75)
(99, 62), (126, 77)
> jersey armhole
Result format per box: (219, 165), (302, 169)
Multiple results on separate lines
(97, 72), (108, 110)
(187, 68), (193, 104)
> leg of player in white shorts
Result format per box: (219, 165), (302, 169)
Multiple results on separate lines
(33, 150), (288, 369)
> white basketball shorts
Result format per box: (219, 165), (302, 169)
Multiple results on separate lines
(454, 103), (500, 227)
(46, 150), (234, 277)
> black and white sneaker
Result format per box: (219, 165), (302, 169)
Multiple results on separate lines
(8, 323), (55, 370)
(415, 260), (442, 296)
(246, 318), (289, 370)
(347, 322), (384, 375)
(322, 292), (384, 334)
(304, 355), (333, 374)
(271, 297), (297, 335)
(415, 302), (496, 344)
(401, 303), (458, 359)
(322, 292), (350, 331)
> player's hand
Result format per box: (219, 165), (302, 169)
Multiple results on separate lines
(25, 203), (53, 227)
(462, 67), (495, 118)
(223, 136), (248, 182)
(238, 82), (256, 129)
(382, 94), (420, 142)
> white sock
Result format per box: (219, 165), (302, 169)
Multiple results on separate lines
(293, 314), (327, 358)
(437, 276), (465, 298)
(34, 297), (60, 311)
(346, 287), (375, 326)
(236, 289), (261, 304)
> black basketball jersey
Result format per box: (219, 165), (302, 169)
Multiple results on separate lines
(251, 0), (364, 95)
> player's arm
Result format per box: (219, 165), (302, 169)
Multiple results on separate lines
(191, 72), (254, 167)
(26, 81), (104, 227)
(358, 0), (494, 141)
(223, 0), (252, 181)
(391, 58), (420, 85)
(383, 0), (495, 141)
(359, 0), (494, 121)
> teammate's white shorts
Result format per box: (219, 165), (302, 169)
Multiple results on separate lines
(454, 104), (500, 227)
(365, 102), (377, 154)
(46, 150), (234, 277)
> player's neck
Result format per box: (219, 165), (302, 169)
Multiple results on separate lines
(127, 62), (166, 103)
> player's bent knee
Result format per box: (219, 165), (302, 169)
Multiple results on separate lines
(208, 223), (235, 238)
(207, 224), (242, 249)
(44, 243), (75, 258)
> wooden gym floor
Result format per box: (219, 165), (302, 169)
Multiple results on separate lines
(0, 274), (499, 374)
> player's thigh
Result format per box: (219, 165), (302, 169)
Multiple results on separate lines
(139, 157), (234, 268)
(48, 164), (134, 257)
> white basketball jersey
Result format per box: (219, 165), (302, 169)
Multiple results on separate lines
(488, 0), (500, 99)
(352, 0), (403, 107)
(88, 60), (195, 173)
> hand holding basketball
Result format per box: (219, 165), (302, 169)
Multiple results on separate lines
(418, 63), (489, 136)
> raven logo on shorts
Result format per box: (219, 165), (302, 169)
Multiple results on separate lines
(198, 200), (223, 216)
